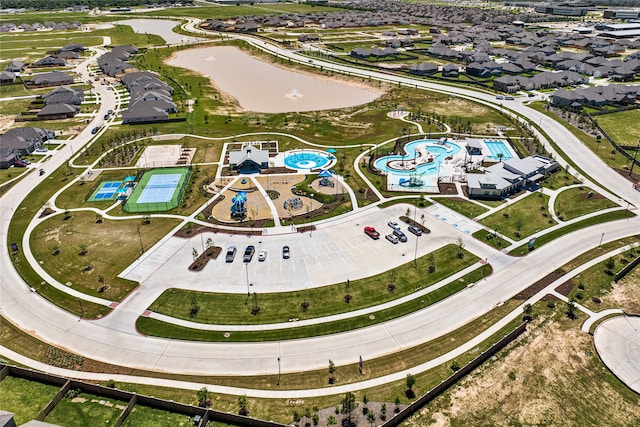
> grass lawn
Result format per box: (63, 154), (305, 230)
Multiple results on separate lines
(147, 244), (479, 325)
(139, 264), (490, 342)
(45, 392), (126, 427)
(432, 197), (488, 219)
(566, 246), (639, 311)
(123, 405), (193, 427)
(30, 212), (181, 301)
(479, 192), (556, 241)
(472, 228), (511, 250)
(554, 187), (619, 221)
(541, 167), (582, 190)
(508, 210), (636, 256)
(595, 109), (640, 147)
(0, 376), (60, 425)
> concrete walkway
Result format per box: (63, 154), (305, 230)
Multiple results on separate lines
(594, 316), (640, 394)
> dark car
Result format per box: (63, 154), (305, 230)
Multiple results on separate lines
(407, 225), (422, 236)
(225, 246), (236, 263)
(243, 245), (255, 262)
(13, 160), (28, 167)
(91, 126), (100, 134)
(393, 228), (408, 242)
(282, 246), (290, 259)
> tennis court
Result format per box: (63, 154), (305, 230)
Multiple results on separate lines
(88, 181), (122, 201)
(124, 167), (190, 213)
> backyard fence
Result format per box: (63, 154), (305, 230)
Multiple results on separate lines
(586, 113), (640, 171)
(0, 364), (288, 427)
(379, 322), (528, 427)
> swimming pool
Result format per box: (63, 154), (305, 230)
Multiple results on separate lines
(485, 140), (513, 161)
(374, 139), (462, 175)
(284, 150), (331, 170)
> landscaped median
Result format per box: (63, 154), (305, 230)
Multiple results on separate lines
(137, 259), (491, 342)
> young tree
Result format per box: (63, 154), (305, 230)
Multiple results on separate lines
(197, 387), (212, 407)
(327, 415), (337, 426)
(456, 236), (465, 259)
(341, 391), (357, 425)
(192, 247), (199, 261)
(367, 411), (376, 426)
(205, 237), (213, 255)
(523, 303), (533, 321)
(406, 373), (416, 398)
(566, 298), (578, 320)
(238, 395), (249, 415)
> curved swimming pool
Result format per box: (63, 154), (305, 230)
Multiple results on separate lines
(284, 151), (331, 170)
(374, 139), (462, 175)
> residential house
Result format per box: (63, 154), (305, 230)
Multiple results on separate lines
(0, 71), (16, 85)
(42, 86), (84, 105)
(36, 103), (78, 119)
(442, 63), (460, 77)
(5, 60), (25, 72)
(408, 62), (438, 76)
(0, 127), (54, 168)
(29, 71), (74, 87)
(32, 56), (66, 67)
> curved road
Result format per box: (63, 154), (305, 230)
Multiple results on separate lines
(1, 30), (639, 395)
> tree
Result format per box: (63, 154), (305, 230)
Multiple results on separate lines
(197, 387), (212, 407)
(312, 414), (319, 426)
(456, 236), (465, 259)
(192, 247), (199, 261)
(406, 373), (416, 398)
(341, 391), (357, 425)
(79, 243), (88, 256)
(327, 415), (337, 426)
(205, 237), (213, 255)
(566, 298), (578, 320)
(328, 359), (337, 384)
(523, 303), (533, 321)
(367, 411), (376, 425)
(428, 253), (436, 273)
(238, 395), (249, 415)
(380, 403), (387, 420)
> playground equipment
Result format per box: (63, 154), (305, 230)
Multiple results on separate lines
(399, 174), (426, 187)
(318, 169), (335, 187)
(231, 191), (248, 220)
(284, 197), (303, 210)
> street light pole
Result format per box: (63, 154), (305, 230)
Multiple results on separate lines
(598, 232), (605, 248)
(277, 357), (281, 386)
(77, 296), (85, 320)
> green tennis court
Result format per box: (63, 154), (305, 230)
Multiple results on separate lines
(124, 167), (191, 213)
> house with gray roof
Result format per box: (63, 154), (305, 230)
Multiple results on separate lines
(408, 62), (438, 76)
(0, 71), (16, 85)
(5, 60), (25, 72)
(32, 56), (66, 68)
(29, 71), (73, 87)
(42, 86), (84, 105)
(0, 127), (54, 168)
(36, 103), (78, 120)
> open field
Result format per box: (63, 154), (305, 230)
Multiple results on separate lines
(30, 212), (181, 301)
(480, 193), (556, 240)
(407, 313), (640, 427)
(596, 109), (640, 147)
(431, 197), (488, 219)
(554, 187), (619, 221)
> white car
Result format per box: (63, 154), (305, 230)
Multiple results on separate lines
(385, 234), (399, 244)
(387, 220), (399, 229)
(35, 147), (48, 153)
(258, 249), (267, 262)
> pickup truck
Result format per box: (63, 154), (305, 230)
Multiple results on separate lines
(364, 226), (380, 240)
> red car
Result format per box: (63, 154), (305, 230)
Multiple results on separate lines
(364, 226), (380, 240)
(13, 160), (28, 167)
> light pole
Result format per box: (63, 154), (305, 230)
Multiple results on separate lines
(629, 140), (640, 177)
(77, 297), (85, 320)
(246, 264), (250, 297)
(598, 232), (605, 248)
(136, 224), (144, 253)
(277, 357), (281, 386)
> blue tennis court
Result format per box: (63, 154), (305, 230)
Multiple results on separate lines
(136, 173), (181, 203)
(88, 181), (122, 201)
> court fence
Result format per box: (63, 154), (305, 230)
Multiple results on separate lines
(124, 168), (191, 213)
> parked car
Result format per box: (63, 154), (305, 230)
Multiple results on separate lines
(496, 95), (504, 100)
(225, 246), (236, 263)
(387, 220), (399, 229)
(258, 249), (267, 262)
(407, 225), (423, 236)
(393, 228), (408, 242)
(385, 234), (399, 244)
(364, 226), (380, 239)
(35, 147), (48, 153)
(243, 245), (255, 262)
(13, 160), (28, 167)
(282, 245), (290, 259)
(505, 96), (514, 100)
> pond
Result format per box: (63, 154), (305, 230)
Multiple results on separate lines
(115, 19), (202, 45)
(166, 46), (381, 113)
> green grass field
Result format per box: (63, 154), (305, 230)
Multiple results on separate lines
(431, 197), (488, 219)
(0, 376), (60, 425)
(554, 187), (619, 221)
(596, 109), (640, 147)
(122, 405), (193, 427)
(45, 392), (126, 427)
(480, 192), (556, 240)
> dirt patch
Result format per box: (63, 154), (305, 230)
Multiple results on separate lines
(438, 183), (458, 195)
(409, 319), (640, 426)
(607, 266), (640, 314)
(188, 246), (222, 271)
(513, 270), (564, 300)
(555, 279), (573, 297)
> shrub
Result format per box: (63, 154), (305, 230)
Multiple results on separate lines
(190, 305), (200, 317)
(450, 360), (460, 371)
(251, 305), (260, 315)
(301, 301), (310, 311)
